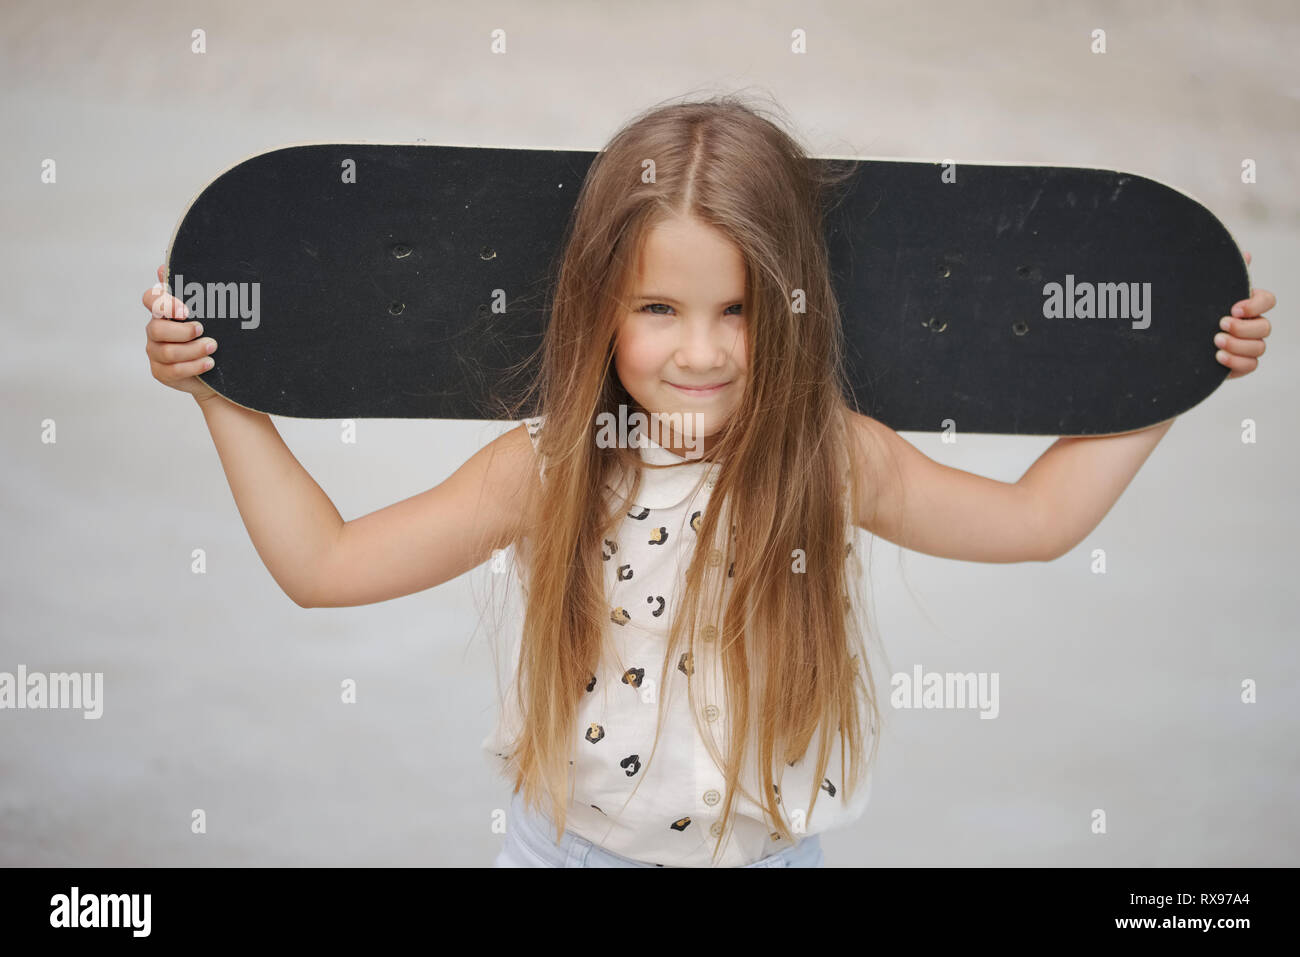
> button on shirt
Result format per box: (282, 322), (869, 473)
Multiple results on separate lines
(482, 415), (875, 867)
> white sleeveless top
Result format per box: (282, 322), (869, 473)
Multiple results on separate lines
(481, 414), (876, 866)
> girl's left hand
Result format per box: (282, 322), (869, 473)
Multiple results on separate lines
(1217, 251), (1275, 380)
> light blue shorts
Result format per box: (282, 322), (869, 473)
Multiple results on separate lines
(493, 788), (825, 868)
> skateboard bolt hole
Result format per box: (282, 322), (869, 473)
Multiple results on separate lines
(479, 246), (497, 260)
(392, 245), (412, 259)
(389, 302), (405, 316)
(1012, 320), (1029, 336)
(924, 316), (948, 333)
(937, 264), (950, 279)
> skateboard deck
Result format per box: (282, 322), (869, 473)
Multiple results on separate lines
(165, 142), (1249, 435)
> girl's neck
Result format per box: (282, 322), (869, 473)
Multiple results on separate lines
(654, 427), (714, 461)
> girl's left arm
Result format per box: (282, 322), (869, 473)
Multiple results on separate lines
(849, 412), (1176, 564)
(852, 264), (1275, 563)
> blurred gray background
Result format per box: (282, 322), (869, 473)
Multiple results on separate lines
(1, 0), (1296, 866)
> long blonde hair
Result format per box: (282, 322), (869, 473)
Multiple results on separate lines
(496, 92), (891, 863)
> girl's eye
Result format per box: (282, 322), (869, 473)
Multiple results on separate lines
(638, 303), (744, 316)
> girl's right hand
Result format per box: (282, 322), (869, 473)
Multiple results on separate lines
(143, 263), (220, 402)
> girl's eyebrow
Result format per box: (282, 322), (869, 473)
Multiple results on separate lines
(633, 293), (744, 306)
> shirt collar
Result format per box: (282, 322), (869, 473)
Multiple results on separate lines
(605, 435), (723, 510)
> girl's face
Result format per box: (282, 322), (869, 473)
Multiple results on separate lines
(614, 213), (748, 458)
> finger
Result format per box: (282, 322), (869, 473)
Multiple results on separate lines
(1220, 314), (1271, 340)
(155, 353), (215, 381)
(1213, 333), (1266, 358)
(1231, 287), (1276, 317)
(157, 264), (166, 283)
(1244, 251), (1252, 266)
(147, 335), (216, 365)
(149, 292), (180, 319)
(1215, 350), (1258, 376)
(148, 291), (189, 321)
(142, 282), (174, 312)
(147, 315), (204, 343)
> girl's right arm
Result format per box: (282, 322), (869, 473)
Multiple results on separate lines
(144, 267), (538, 609)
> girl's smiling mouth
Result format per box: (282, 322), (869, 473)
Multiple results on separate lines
(666, 380), (731, 396)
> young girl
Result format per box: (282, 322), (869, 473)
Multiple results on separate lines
(142, 95), (1276, 868)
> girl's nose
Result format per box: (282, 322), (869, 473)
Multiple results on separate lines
(674, 319), (729, 369)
